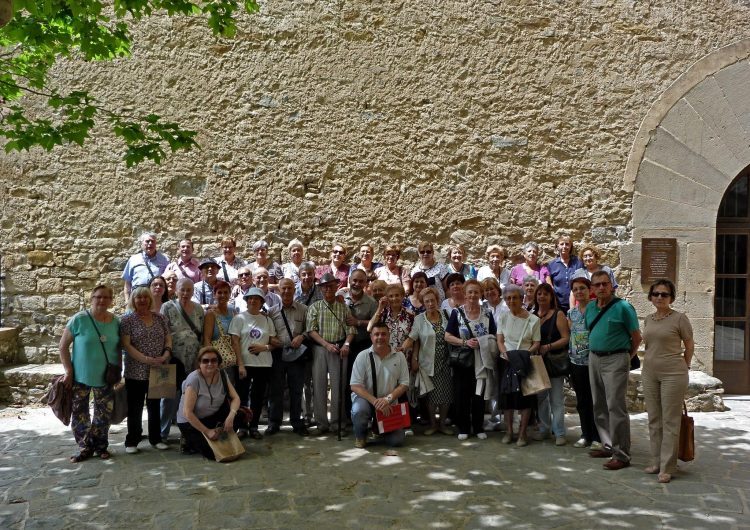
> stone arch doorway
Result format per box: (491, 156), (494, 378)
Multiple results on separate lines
(715, 166), (750, 393)
(625, 39), (750, 391)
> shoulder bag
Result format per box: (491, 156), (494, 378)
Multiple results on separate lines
(212, 315), (236, 368)
(280, 308), (310, 363)
(541, 310), (570, 378)
(448, 308), (475, 369)
(86, 311), (121, 386)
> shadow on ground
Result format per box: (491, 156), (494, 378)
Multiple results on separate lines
(0, 407), (748, 529)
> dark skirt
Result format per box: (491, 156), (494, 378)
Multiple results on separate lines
(498, 358), (536, 411)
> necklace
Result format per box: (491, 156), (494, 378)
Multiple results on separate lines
(651, 310), (673, 321)
(200, 371), (219, 404)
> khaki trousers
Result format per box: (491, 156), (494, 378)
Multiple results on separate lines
(589, 352), (631, 462)
(312, 344), (343, 430)
(642, 367), (688, 474)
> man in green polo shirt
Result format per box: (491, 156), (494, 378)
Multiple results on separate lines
(584, 270), (641, 471)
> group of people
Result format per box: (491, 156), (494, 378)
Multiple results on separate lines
(59, 233), (694, 483)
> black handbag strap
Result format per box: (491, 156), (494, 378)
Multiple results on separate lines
(86, 310), (112, 364)
(456, 307), (475, 340)
(369, 351), (378, 398)
(323, 301), (347, 336)
(280, 307), (295, 341)
(143, 252), (156, 282)
(543, 309), (558, 345)
(221, 261), (230, 282)
(587, 298), (621, 332)
(178, 302), (202, 340)
(305, 286), (316, 306)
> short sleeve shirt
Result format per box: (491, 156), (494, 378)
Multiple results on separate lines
(411, 262), (448, 301)
(67, 311), (121, 387)
(121, 312), (169, 380)
(446, 306), (497, 339)
(122, 252), (169, 288)
(585, 298), (639, 352)
(350, 348), (409, 401)
(160, 300), (204, 367)
(176, 370), (227, 423)
(228, 312), (277, 367)
(567, 305), (590, 365)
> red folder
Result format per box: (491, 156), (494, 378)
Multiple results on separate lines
(376, 402), (411, 434)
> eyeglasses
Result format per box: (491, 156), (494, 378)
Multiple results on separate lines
(651, 292), (671, 298)
(419, 250), (433, 255)
(238, 272), (251, 277)
(592, 282), (610, 288)
(201, 358), (219, 364)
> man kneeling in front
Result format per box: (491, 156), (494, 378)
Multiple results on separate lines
(350, 323), (410, 449)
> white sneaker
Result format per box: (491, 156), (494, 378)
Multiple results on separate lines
(457, 433), (469, 441)
(125, 446), (139, 454)
(590, 441), (603, 451)
(404, 429), (414, 437)
(153, 442), (169, 450)
(477, 432), (488, 440)
(573, 437), (588, 448)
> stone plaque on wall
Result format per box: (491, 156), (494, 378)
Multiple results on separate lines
(641, 238), (677, 284)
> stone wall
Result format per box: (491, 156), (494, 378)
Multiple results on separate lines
(2, 1), (750, 363)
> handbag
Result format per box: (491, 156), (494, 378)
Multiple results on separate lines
(85, 310), (121, 386)
(521, 355), (552, 396)
(678, 401), (695, 462)
(541, 310), (569, 378)
(212, 317), (237, 368)
(148, 364), (177, 399)
(110, 382), (128, 424)
(447, 308), (475, 368)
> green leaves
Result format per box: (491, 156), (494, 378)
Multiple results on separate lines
(0, 0), (257, 165)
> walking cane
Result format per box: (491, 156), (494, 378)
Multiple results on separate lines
(337, 352), (344, 441)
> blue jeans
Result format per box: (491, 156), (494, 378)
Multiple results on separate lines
(537, 376), (566, 437)
(351, 396), (405, 447)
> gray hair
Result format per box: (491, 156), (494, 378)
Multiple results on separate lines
(299, 261), (316, 274)
(522, 275), (540, 286)
(288, 238), (304, 251)
(252, 240), (269, 252)
(523, 241), (539, 253)
(139, 231), (157, 244)
(176, 277), (194, 291)
(503, 284), (524, 300)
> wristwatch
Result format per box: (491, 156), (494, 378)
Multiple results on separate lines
(386, 393), (393, 403)
(344, 342), (350, 347)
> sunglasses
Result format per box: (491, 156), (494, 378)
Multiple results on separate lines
(332, 250), (345, 255)
(651, 292), (671, 298)
(419, 250), (433, 255)
(238, 272), (251, 278)
(201, 358), (219, 364)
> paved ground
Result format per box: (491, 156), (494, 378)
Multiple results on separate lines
(1, 398), (749, 529)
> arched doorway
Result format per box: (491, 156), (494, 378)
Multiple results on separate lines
(626, 38), (750, 383)
(715, 166), (750, 393)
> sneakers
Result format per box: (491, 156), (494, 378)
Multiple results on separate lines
(404, 429), (414, 437)
(477, 432), (488, 440)
(457, 433), (469, 441)
(555, 436), (567, 446)
(125, 446), (139, 454)
(502, 433), (513, 444)
(354, 438), (367, 449)
(153, 442), (169, 450)
(516, 436), (528, 447)
(573, 437), (588, 448)
(590, 441), (603, 451)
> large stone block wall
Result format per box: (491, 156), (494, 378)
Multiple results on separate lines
(1, 1), (750, 361)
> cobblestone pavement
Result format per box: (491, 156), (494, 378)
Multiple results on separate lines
(1, 397), (749, 529)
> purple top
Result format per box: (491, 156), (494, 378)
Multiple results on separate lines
(509, 263), (550, 286)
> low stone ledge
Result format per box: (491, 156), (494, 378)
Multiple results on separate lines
(564, 369), (727, 414)
(0, 327), (20, 365)
(0, 363), (64, 405)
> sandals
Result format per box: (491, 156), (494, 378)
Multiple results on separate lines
(658, 473), (672, 483)
(70, 450), (93, 463)
(644, 466), (659, 474)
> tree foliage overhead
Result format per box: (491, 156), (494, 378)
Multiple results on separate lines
(0, 0), (259, 166)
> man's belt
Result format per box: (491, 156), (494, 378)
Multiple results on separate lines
(591, 349), (629, 356)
